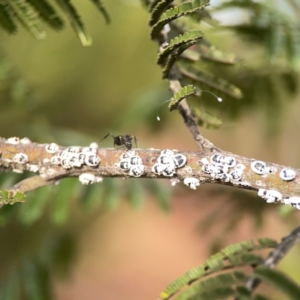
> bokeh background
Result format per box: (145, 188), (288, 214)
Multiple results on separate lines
(0, 0), (300, 299)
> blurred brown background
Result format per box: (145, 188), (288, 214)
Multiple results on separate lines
(0, 1), (300, 299)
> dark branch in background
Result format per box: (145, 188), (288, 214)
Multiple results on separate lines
(245, 225), (300, 294)
(169, 77), (218, 152)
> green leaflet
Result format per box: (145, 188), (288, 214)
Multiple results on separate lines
(198, 44), (237, 65)
(285, 23), (300, 70)
(157, 29), (203, 66)
(18, 186), (52, 225)
(26, 0), (64, 30)
(159, 238), (277, 300)
(175, 272), (246, 300)
(253, 267), (300, 300)
(4, 0), (46, 40)
(0, 189), (26, 205)
(50, 178), (78, 225)
(55, 0), (92, 46)
(162, 40), (197, 78)
(149, 0), (174, 26)
(89, 0), (110, 24)
(168, 84), (196, 111)
(192, 107), (223, 129)
(150, 0), (210, 39)
(145, 179), (171, 211)
(127, 179), (145, 209)
(179, 64), (243, 99)
(0, 3), (17, 34)
(21, 259), (51, 300)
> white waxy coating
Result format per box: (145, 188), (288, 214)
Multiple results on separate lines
(251, 160), (266, 175)
(283, 196), (300, 204)
(210, 154), (224, 166)
(13, 153), (28, 164)
(258, 189), (282, 203)
(6, 137), (20, 144)
(184, 177), (200, 190)
(280, 168), (296, 181)
(129, 165), (145, 177)
(79, 173), (96, 185)
(160, 149), (174, 157)
(20, 137), (31, 144)
(45, 143), (59, 153)
(152, 164), (167, 175)
(89, 142), (98, 149)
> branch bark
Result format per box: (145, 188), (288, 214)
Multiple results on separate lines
(0, 137), (300, 208)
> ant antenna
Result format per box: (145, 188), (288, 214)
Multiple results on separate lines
(200, 90), (223, 102)
(156, 99), (171, 121)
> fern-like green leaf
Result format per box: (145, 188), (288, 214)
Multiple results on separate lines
(150, 0), (210, 39)
(253, 294), (269, 300)
(157, 29), (203, 65)
(253, 266), (300, 300)
(175, 271), (246, 300)
(179, 64), (243, 99)
(162, 40), (198, 78)
(0, 189), (26, 205)
(0, 3), (17, 34)
(192, 107), (223, 129)
(198, 44), (237, 65)
(18, 186), (51, 225)
(149, 0), (174, 26)
(4, 0), (46, 40)
(55, 0), (92, 46)
(159, 238), (277, 300)
(26, 0), (64, 30)
(89, 0), (110, 24)
(50, 178), (77, 225)
(285, 23), (300, 70)
(127, 179), (145, 209)
(169, 84), (196, 111)
(187, 287), (236, 300)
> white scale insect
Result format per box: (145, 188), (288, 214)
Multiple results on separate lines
(152, 149), (187, 177)
(280, 168), (296, 181)
(283, 197), (300, 210)
(79, 173), (103, 185)
(45, 143), (60, 153)
(13, 153), (28, 164)
(258, 189), (282, 203)
(184, 178), (200, 190)
(251, 160), (278, 176)
(118, 150), (145, 177)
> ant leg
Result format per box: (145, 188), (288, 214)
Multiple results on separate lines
(133, 136), (139, 148)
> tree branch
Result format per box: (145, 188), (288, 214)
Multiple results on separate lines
(0, 137), (300, 209)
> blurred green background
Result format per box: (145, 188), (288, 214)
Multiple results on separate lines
(0, 1), (300, 299)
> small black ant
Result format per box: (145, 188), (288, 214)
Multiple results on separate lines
(100, 133), (138, 150)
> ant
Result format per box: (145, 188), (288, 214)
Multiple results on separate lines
(100, 133), (138, 150)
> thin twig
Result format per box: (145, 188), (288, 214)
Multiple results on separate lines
(10, 175), (57, 194)
(245, 225), (300, 294)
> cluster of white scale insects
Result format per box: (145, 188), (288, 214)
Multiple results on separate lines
(45, 142), (100, 169)
(5, 136), (299, 208)
(152, 149), (187, 177)
(45, 142), (102, 185)
(201, 154), (246, 184)
(117, 150), (145, 177)
(251, 160), (300, 209)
